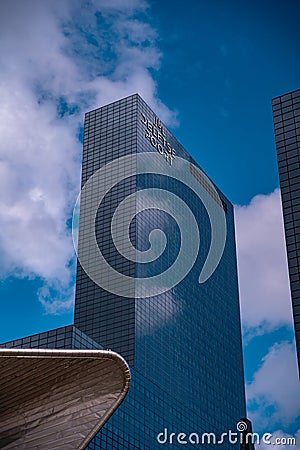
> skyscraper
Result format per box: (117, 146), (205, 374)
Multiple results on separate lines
(272, 88), (300, 374)
(74, 94), (246, 448)
(1, 94), (246, 448)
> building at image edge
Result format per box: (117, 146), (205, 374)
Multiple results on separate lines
(272, 88), (300, 375)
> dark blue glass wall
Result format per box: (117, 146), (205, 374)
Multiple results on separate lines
(0, 325), (103, 350)
(74, 95), (137, 365)
(76, 94), (246, 449)
(273, 88), (300, 373)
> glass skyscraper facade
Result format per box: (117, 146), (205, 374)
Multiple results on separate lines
(74, 94), (246, 448)
(1, 94), (246, 448)
(272, 88), (300, 373)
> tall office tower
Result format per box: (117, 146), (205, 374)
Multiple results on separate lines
(1, 94), (247, 449)
(272, 88), (300, 373)
(74, 94), (246, 449)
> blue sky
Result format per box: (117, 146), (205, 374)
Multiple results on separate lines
(0, 0), (299, 446)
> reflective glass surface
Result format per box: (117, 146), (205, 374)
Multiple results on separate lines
(76, 95), (246, 449)
(272, 89), (300, 370)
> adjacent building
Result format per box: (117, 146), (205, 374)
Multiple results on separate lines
(1, 94), (247, 448)
(272, 88), (300, 374)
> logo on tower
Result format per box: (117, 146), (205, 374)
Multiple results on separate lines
(141, 113), (176, 165)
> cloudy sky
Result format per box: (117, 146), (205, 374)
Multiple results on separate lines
(0, 0), (299, 445)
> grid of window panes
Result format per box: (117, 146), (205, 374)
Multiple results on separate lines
(85, 94), (246, 449)
(74, 95), (138, 365)
(0, 325), (103, 350)
(273, 88), (300, 369)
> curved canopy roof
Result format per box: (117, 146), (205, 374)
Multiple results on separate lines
(0, 348), (130, 449)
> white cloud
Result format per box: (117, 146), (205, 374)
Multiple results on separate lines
(235, 189), (294, 335)
(0, 0), (175, 312)
(256, 429), (300, 449)
(247, 341), (300, 429)
(235, 189), (299, 439)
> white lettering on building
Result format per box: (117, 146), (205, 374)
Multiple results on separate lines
(141, 113), (176, 165)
